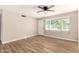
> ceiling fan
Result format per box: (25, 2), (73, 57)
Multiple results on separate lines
(37, 5), (55, 13)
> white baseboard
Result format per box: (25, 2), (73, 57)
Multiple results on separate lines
(2, 34), (77, 44)
(2, 34), (36, 44)
(43, 35), (77, 42)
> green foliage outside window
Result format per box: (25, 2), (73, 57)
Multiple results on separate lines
(45, 18), (70, 31)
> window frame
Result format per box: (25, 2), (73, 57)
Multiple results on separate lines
(45, 16), (71, 32)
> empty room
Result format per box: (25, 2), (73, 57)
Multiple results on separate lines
(0, 5), (79, 53)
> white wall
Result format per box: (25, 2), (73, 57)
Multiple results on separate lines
(78, 10), (79, 43)
(0, 14), (1, 40)
(38, 11), (78, 42)
(38, 20), (44, 35)
(1, 9), (37, 44)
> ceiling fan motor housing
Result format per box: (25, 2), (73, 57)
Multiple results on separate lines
(43, 6), (48, 11)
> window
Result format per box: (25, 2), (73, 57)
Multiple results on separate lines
(45, 17), (70, 31)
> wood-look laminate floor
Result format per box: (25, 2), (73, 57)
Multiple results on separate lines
(0, 35), (79, 53)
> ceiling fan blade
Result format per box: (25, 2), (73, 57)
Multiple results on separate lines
(38, 5), (43, 9)
(48, 5), (55, 9)
(47, 10), (55, 12)
(37, 10), (44, 13)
